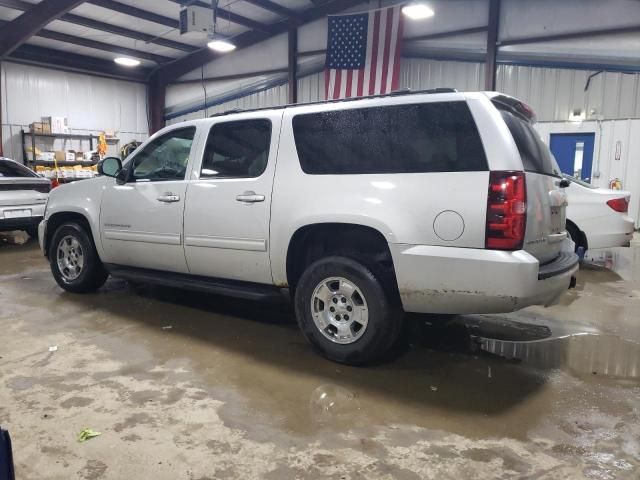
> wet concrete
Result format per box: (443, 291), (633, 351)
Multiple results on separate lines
(1, 232), (639, 479)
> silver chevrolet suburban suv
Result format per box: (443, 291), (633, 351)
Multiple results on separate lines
(39, 90), (578, 365)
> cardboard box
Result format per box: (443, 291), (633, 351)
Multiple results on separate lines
(75, 151), (84, 161)
(30, 122), (51, 134)
(39, 152), (56, 162)
(66, 151), (76, 162)
(41, 117), (52, 129)
(41, 116), (68, 134)
(54, 151), (65, 162)
(51, 116), (69, 134)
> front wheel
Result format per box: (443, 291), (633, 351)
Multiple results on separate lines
(294, 256), (403, 365)
(49, 222), (108, 293)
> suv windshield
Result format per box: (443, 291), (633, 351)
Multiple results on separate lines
(498, 109), (560, 177)
(0, 159), (37, 178)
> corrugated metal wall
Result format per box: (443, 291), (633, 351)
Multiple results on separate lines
(498, 65), (640, 122)
(1, 62), (149, 162)
(401, 59), (486, 93)
(168, 59), (640, 124)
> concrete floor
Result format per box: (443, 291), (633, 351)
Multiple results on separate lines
(1, 233), (639, 479)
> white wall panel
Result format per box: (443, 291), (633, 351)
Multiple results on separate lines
(536, 119), (640, 225)
(167, 83), (289, 125)
(400, 58), (485, 92)
(497, 64), (640, 122)
(1, 62), (148, 162)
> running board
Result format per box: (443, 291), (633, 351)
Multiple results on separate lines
(105, 264), (287, 302)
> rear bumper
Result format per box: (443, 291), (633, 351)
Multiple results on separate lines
(586, 217), (635, 249)
(390, 244), (579, 314)
(0, 215), (43, 232)
(0, 203), (45, 232)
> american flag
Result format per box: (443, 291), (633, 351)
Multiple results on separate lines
(325, 6), (404, 100)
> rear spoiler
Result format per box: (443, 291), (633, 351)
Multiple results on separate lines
(489, 94), (537, 124)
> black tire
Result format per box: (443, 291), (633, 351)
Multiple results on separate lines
(49, 222), (108, 293)
(24, 226), (38, 238)
(294, 256), (404, 365)
(566, 222), (584, 253)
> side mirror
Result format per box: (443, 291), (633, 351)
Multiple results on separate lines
(98, 157), (122, 178)
(115, 168), (128, 185)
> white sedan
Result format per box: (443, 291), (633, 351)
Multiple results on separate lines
(563, 174), (635, 252)
(0, 157), (51, 237)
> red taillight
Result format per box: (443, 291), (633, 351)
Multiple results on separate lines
(486, 171), (527, 250)
(51, 179), (60, 189)
(606, 197), (628, 213)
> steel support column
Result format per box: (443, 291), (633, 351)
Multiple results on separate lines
(288, 26), (298, 104)
(148, 74), (166, 135)
(0, 62), (3, 156)
(485, 0), (500, 91)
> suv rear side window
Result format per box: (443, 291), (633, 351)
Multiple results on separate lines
(292, 102), (487, 174)
(201, 120), (271, 178)
(0, 159), (37, 177)
(499, 110), (560, 177)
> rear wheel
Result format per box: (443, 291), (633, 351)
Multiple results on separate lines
(49, 222), (108, 293)
(294, 256), (403, 365)
(566, 222), (585, 253)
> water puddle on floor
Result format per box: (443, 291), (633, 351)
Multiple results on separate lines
(412, 313), (640, 381)
(480, 333), (640, 380)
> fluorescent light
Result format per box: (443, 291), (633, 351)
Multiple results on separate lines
(114, 57), (140, 67)
(207, 40), (236, 53)
(402, 3), (434, 20)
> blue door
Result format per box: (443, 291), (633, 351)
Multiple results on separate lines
(549, 133), (595, 182)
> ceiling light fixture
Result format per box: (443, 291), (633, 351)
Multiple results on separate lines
(401, 2), (435, 20)
(114, 57), (140, 67)
(207, 39), (236, 53)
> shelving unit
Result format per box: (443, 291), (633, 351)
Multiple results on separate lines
(21, 129), (100, 183)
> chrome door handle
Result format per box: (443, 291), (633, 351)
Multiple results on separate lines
(236, 191), (265, 203)
(157, 193), (180, 203)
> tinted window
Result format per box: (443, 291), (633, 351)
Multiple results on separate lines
(0, 159), (36, 178)
(201, 120), (271, 178)
(131, 127), (196, 182)
(500, 110), (560, 176)
(292, 102), (487, 175)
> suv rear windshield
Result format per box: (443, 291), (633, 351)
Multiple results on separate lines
(292, 102), (487, 175)
(499, 110), (560, 177)
(0, 159), (37, 178)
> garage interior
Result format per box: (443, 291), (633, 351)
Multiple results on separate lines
(1, 0), (640, 479)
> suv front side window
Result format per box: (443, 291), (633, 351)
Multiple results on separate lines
(201, 120), (272, 178)
(130, 127), (196, 182)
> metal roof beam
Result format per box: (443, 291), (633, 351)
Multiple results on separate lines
(0, 0), (84, 57)
(500, 25), (640, 46)
(0, 0), (198, 53)
(243, 0), (299, 19)
(169, 0), (273, 33)
(0, 20), (175, 64)
(9, 44), (151, 82)
(86, 0), (179, 29)
(157, 0), (364, 85)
